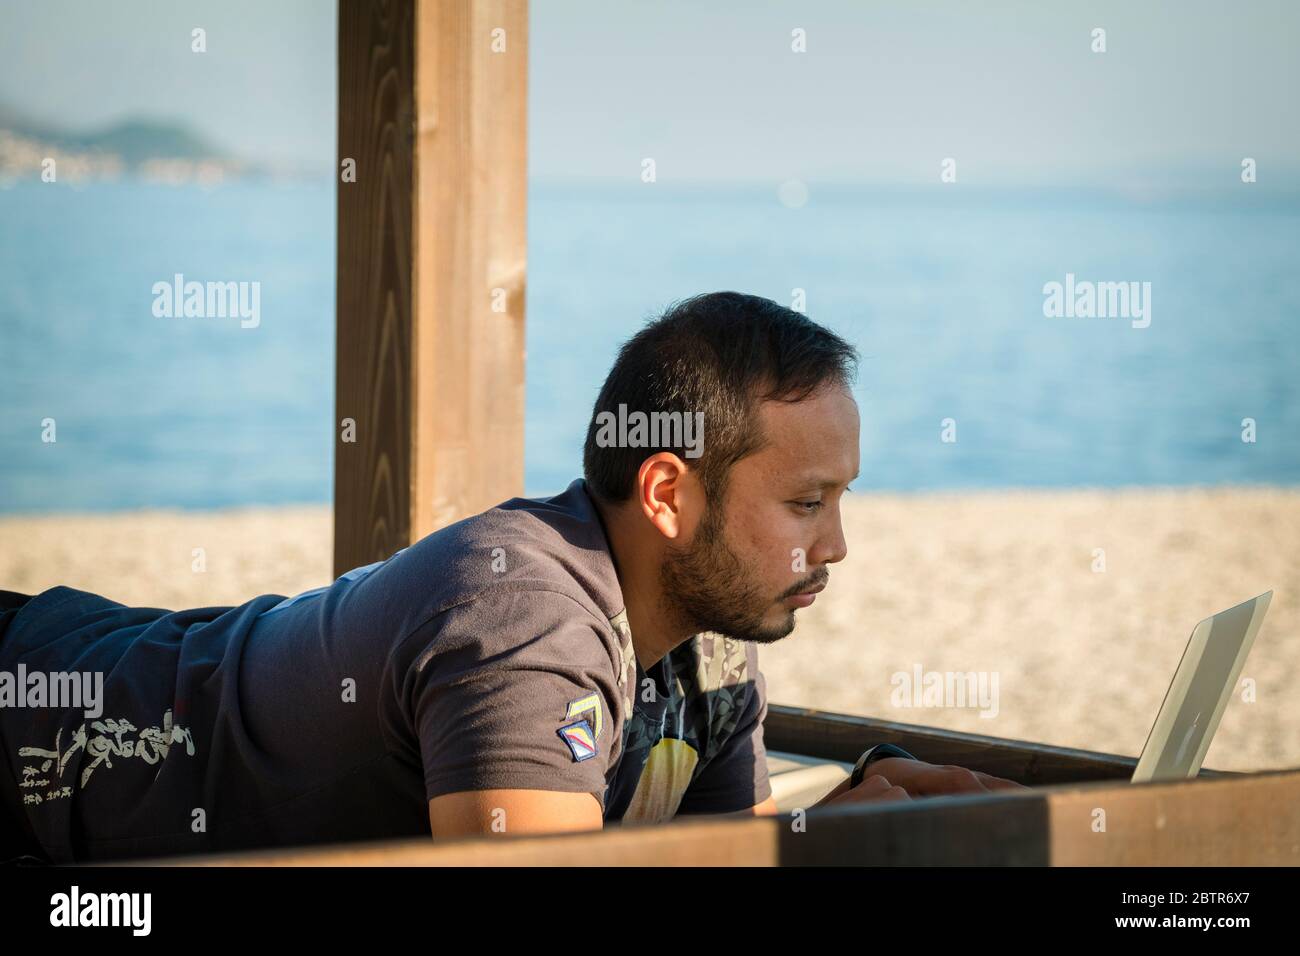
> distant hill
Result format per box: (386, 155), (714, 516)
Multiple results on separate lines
(0, 101), (65, 143)
(62, 119), (229, 167)
(0, 100), (260, 180)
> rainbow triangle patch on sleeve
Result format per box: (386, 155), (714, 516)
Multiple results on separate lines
(557, 719), (598, 762)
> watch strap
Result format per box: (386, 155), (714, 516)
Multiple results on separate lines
(850, 742), (918, 789)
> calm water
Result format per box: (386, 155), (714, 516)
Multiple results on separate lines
(1, 179), (1298, 513)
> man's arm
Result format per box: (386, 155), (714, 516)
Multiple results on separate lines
(408, 601), (621, 841)
(428, 789), (603, 838)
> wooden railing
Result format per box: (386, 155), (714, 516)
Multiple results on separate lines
(129, 703), (1294, 866)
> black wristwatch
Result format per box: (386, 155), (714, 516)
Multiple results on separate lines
(850, 743), (918, 789)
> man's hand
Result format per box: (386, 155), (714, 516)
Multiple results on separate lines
(814, 757), (1030, 808)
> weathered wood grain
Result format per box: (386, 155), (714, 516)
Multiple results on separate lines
(141, 768), (1300, 866)
(335, 0), (527, 576)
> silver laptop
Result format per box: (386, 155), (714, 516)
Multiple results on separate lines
(1131, 591), (1272, 783)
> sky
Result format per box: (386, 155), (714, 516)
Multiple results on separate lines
(0, 0), (335, 167)
(0, 0), (1297, 185)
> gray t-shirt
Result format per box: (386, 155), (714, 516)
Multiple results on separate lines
(0, 478), (770, 862)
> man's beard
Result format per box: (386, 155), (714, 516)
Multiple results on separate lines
(658, 499), (825, 645)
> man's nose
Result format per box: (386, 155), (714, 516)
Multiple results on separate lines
(812, 517), (848, 567)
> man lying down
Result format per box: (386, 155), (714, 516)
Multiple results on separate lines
(0, 292), (1024, 864)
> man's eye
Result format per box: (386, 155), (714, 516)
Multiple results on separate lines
(793, 500), (823, 513)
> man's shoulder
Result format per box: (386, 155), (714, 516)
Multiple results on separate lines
(387, 481), (634, 694)
(395, 478), (624, 627)
(406, 592), (628, 702)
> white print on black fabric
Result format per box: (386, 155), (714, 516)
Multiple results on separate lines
(16, 710), (195, 806)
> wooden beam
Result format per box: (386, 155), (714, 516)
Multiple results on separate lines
(145, 768), (1300, 867)
(1044, 769), (1300, 866)
(773, 769), (1300, 865)
(137, 818), (780, 867)
(762, 703), (1240, 785)
(334, 0), (528, 576)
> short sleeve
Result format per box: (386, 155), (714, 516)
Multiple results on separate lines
(406, 591), (621, 809)
(674, 652), (772, 815)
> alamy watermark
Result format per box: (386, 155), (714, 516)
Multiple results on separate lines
(1042, 272), (1151, 329)
(890, 664), (999, 718)
(152, 273), (261, 328)
(592, 404), (705, 458)
(50, 886), (151, 936)
(0, 666), (103, 718)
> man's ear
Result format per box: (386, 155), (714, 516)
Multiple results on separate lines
(636, 453), (695, 540)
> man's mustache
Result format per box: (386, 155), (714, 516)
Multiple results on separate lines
(779, 568), (829, 599)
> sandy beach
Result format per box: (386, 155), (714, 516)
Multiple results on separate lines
(2, 486), (1296, 773)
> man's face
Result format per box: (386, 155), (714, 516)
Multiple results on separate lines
(659, 383), (859, 644)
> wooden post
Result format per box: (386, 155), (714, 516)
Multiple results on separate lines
(335, 0), (528, 576)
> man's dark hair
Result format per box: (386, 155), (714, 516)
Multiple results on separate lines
(582, 291), (859, 507)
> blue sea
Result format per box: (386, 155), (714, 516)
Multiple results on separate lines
(1, 178), (1298, 513)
